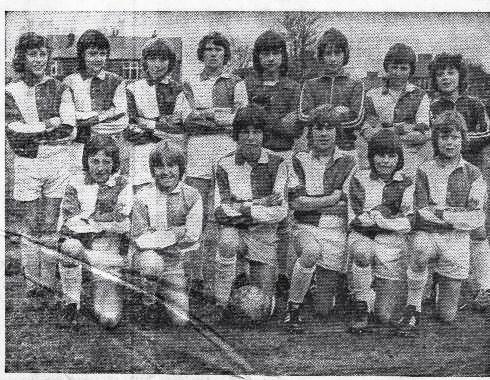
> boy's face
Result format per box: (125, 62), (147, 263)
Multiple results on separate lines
(24, 47), (49, 77)
(146, 56), (170, 81)
(203, 41), (225, 71)
(153, 161), (180, 193)
(373, 152), (399, 178)
(321, 44), (344, 75)
(88, 150), (113, 184)
(259, 48), (282, 75)
(386, 62), (411, 84)
(311, 124), (336, 152)
(437, 127), (462, 159)
(436, 66), (460, 94)
(237, 125), (264, 161)
(84, 47), (108, 76)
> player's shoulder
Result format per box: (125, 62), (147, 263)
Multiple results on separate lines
(5, 79), (24, 94)
(217, 150), (237, 167)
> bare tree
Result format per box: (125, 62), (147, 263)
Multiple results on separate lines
(277, 12), (323, 80)
(229, 36), (252, 78)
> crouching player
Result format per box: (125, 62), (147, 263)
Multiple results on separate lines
(59, 135), (133, 328)
(348, 129), (413, 333)
(284, 109), (356, 333)
(131, 141), (203, 326)
(214, 105), (288, 317)
(397, 110), (487, 336)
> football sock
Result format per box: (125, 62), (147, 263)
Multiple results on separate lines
(59, 264), (82, 307)
(20, 236), (40, 293)
(214, 254), (237, 306)
(142, 275), (159, 306)
(351, 263), (373, 311)
(406, 268), (428, 312)
(288, 260), (315, 304)
(190, 246), (204, 281)
(470, 239), (490, 290)
(160, 269), (189, 325)
(93, 266), (122, 325)
(39, 247), (58, 289)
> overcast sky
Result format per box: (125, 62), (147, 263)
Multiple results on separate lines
(5, 11), (490, 79)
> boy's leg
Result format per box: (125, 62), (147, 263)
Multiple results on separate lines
(214, 227), (242, 306)
(249, 260), (276, 299)
(312, 266), (339, 318)
(19, 199), (41, 295)
(159, 261), (189, 326)
(59, 238), (84, 326)
(436, 276), (462, 323)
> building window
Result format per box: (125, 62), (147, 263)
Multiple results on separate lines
(122, 61), (141, 79)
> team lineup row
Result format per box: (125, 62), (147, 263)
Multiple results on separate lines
(5, 28), (490, 334)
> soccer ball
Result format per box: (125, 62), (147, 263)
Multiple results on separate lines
(228, 285), (275, 323)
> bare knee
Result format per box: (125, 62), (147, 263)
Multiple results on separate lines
(297, 240), (321, 269)
(134, 250), (164, 278)
(61, 238), (85, 262)
(98, 313), (121, 329)
(218, 228), (241, 259)
(352, 240), (374, 268)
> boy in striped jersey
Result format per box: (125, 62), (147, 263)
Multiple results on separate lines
(429, 54), (490, 311)
(397, 111), (487, 336)
(63, 30), (127, 174)
(348, 129), (413, 333)
(285, 108), (356, 332)
(6, 32), (76, 300)
(213, 105), (288, 316)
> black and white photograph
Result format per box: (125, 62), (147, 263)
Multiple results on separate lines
(3, 2), (490, 377)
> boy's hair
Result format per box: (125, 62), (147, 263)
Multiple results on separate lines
(306, 106), (339, 145)
(82, 135), (120, 174)
(383, 43), (416, 76)
(149, 140), (187, 180)
(141, 37), (176, 76)
(317, 28), (349, 66)
(232, 104), (268, 141)
(367, 128), (404, 175)
(13, 32), (52, 74)
(77, 30), (110, 71)
(431, 110), (468, 156)
(197, 32), (231, 65)
(252, 30), (288, 76)
(429, 53), (468, 93)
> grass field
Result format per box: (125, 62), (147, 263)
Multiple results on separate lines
(4, 237), (490, 376)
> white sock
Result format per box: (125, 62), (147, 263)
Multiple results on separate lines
(59, 264), (82, 307)
(20, 237), (40, 292)
(39, 248), (58, 289)
(406, 268), (428, 312)
(470, 239), (490, 290)
(214, 254), (237, 306)
(161, 269), (189, 325)
(350, 263), (375, 311)
(288, 260), (315, 304)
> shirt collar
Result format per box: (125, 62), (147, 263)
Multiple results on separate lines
(382, 81), (417, 96)
(154, 180), (183, 195)
(200, 70), (231, 81)
(432, 91), (466, 104)
(434, 156), (466, 172)
(80, 69), (106, 81)
(146, 75), (170, 87)
(23, 74), (51, 87)
(321, 68), (347, 80)
(369, 170), (405, 182)
(84, 172), (118, 186)
(309, 148), (343, 167)
(235, 148), (269, 166)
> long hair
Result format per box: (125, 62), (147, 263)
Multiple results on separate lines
(141, 37), (176, 76)
(82, 135), (120, 174)
(317, 28), (349, 66)
(149, 140), (187, 180)
(429, 53), (468, 93)
(367, 128), (404, 176)
(197, 32), (231, 65)
(231, 104), (268, 141)
(431, 110), (468, 157)
(383, 43), (417, 76)
(12, 32), (52, 74)
(252, 30), (288, 76)
(76, 30), (110, 71)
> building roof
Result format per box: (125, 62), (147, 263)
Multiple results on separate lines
(48, 34), (182, 61)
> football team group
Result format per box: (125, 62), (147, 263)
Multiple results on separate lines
(5, 26), (490, 336)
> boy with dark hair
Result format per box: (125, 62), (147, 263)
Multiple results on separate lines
(397, 110), (487, 336)
(299, 28), (365, 155)
(348, 129), (413, 333)
(173, 31), (248, 296)
(246, 30), (302, 296)
(284, 108), (356, 332)
(362, 43), (431, 179)
(125, 37), (183, 192)
(6, 32), (76, 301)
(63, 29), (127, 174)
(429, 53), (490, 311)
(213, 104), (288, 316)
(131, 140), (203, 326)
(59, 135), (133, 328)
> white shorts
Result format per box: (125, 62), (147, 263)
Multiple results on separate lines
(13, 145), (71, 201)
(294, 223), (348, 272)
(414, 230), (471, 280)
(348, 231), (407, 281)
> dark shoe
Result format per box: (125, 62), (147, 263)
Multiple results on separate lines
(423, 272), (440, 306)
(349, 300), (369, 334)
(275, 274), (291, 299)
(284, 302), (304, 333)
(396, 305), (421, 337)
(62, 303), (80, 329)
(304, 273), (317, 305)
